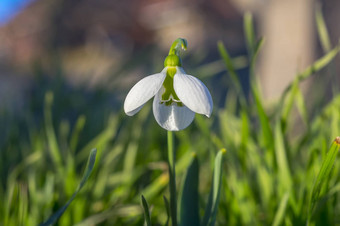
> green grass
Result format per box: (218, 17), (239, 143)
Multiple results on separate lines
(1, 10), (340, 225)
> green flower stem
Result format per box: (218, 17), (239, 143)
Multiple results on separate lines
(167, 131), (177, 226)
(168, 38), (187, 56)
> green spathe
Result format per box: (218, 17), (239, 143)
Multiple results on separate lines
(164, 55), (182, 67)
(168, 38), (187, 55)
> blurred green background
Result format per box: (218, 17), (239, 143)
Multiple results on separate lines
(1, 0), (340, 225)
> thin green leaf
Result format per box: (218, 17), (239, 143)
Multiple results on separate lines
(294, 84), (308, 126)
(272, 192), (290, 226)
(315, 4), (338, 95)
(201, 174), (213, 225)
(244, 15), (271, 150)
(252, 82), (274, 150)
(251, 37), (265, 68)
(274, 122), (292, 191)
(217, 41), (247, 108)
(315, 4), (331, 52)
(253, 37), (265, 61)
(179, 154), (199, 226)
(257, 165), (273, 205)
(242, 14), (273, 150)
(244, 12), (256, 56)
(44, 92), (62, 170)
(202, 149), (226, 226)
(70, 115), (86, 153)
(239, 109), (250, 169)
(308, 138), (340, 222)
(281, 77), (299, 130)
(217, 41), (241, 89)
(163, 196), (170, 226)
(141, 195), (152, 226)
(18, 184), (28, 225)
(39, 148), (97, 226)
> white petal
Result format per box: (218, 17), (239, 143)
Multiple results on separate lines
(124, 68), (167, 116)
(153, 89), (195, 131)
(173, 67), (213, 117)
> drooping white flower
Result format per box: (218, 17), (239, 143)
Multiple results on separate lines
(124, 39), (213, 131)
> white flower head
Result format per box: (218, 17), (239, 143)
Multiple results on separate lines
(124, 38), (213, 131)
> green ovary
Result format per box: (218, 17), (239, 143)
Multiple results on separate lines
(161, 67), (183, 107)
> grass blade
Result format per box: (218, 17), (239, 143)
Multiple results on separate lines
(163, 196), (170, 226)
(44, 92), (62, 170)
(217, 41), (247, 108)
(294, 84), (308, 126)
(242, 12), (273, 150)
(272, 192), (290, 226)
(252, 37), (265, 65)
(141, 195), (152, 226)
(244, 12), (256, 57)
(297, 43), (339, 81)
(308, 138), (340, 223)
(274, 122), (292, 191)
(202, 149), (226, 226)
(281, 77), (299, 131)
(217, 41), (239, 83)
(70, 115), (86, 153)
(39, 148), (97, 226)
(252, 82), (274, 150)
(179, 153), (199, 226)
(315, 4), (331, 52)
(315, 4), (338, 95)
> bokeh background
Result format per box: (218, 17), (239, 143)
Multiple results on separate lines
(1, 0), (340, 225)
(1, 0), (339, 112)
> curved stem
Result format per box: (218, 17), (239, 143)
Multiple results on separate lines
(168, 38), (187, 56)
(167, 131), (177, 226)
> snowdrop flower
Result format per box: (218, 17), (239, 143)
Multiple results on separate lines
(124, 38), (213, 131)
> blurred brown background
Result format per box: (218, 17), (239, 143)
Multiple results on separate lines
(0, 0), (339, 112)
